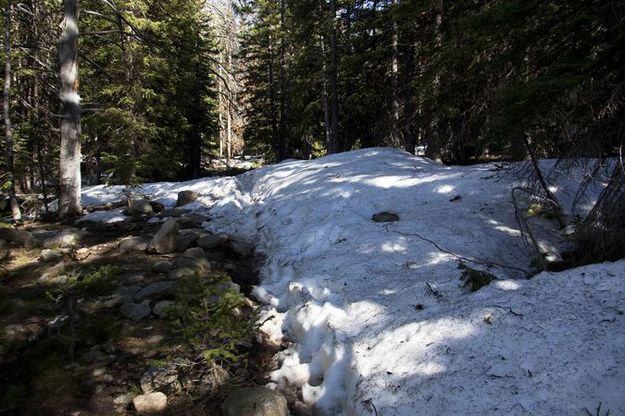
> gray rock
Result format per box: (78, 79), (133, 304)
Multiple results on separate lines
(123, 273), (146, 285)
(140, 366), (180, 395)
(152, 301), (175, 318)
(215, 280), (240, 293)
(183, 247), (204, 259)
(133, 392), (167, 414)
(39, 261), (67, 281)
(39, 249), (63, 263)
(41, 229), (85, 248)
(196, 234), (229, 250)
(149, 219), (179, 254)
(0, 227), (33, 244)
(160, 208), (189, 218)
(38, 274), (71, 285)
(228, 240), (254, 256)
(175, 232), (198, 252)
(169, 267), (195, 280)
(117, 285), (143, 302)
(372, 211), (400, 223)
(120, 303), (152, 321)
(175, 257), (211, 271)
(221, 387), (288, 416)
(176, 190), (198, 207)
(129, 200), (154, 216)
(113, 393), (135, 408)
(119, 236), (149, 253)
(178, 213), (208, 228)
(148, 201), (165, 214)
(152, 260), (174, 273)
(134, 282), (177, 301)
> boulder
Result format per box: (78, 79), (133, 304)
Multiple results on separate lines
(196, 234), (229, 250)
(175, 257), (211, 272)
(120, 303), (152, 321)
(134, 282), (177, 302)
(119, 236), (149, 253)
(152, 260), (174, 273)
(140, 366), (181, 395)
(0, 227), (36, 247)
(39, 249), (63, 263)
(175, 232), (199, 252)
(132, 392), (167, 414)
(169, 267), (195, 280)
(178, 213), (208, 228)
(221, 387), (288, 416)
(129, 200), (154, 216)
(148, 201), (165, 214)
(183, 247), (204, 259)
(160, 208), (189, 218)
(175, 190), (198, 207)
(228, 240), (254, 256)
(40, 229), (85, 248)
(149, 219), (179, 254)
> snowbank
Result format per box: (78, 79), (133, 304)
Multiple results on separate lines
(80, 148), (625, 415)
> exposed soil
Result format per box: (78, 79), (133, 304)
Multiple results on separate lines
(0, 216), (275, 416)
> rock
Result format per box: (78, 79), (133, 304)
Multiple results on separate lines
(183, 247), (204, 259)
(123, 273), (146, 285)
(119, 236), (149, 253)
(175, 190), (198, 207)
(152, 301), (175, 318)
(175, 232), (199, 252)
(152, 260), (174, 273)
(39, 249), (63, 263)
(160, 208), (189, 218)
(228, 240), (254, 256)
(149, 201), (165, 214)
(134, 282), (177, 302)
(178, 213), (208, 228)
(140, 367), (180, 395)
(197, 365), (229, 395)
(221, 387), (288, 416)
(215, 280), (240, 293)
(38, 274), (71, 285)
(149, 219), (179, 254)
(113, 393), (135, 409)
(40, 229), (85, 248)
(196, 234), (229, 250)
(120, 303), (152, 321)
(133, 392), (167, 414)
(0, 227), (33, 245)
(372, 211), (400, 223)
(117, 285), (143, 302)
(39, 261), (67, 282)
(169, 267), (195, 280)
(129, 200), (154, 216)
(175, 257), (211, 271)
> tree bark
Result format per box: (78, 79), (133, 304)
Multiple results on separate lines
(58, 0), (82, 218)
(390, 0), (401, 147)
(3, 3), (21, 221)
(328, 0), (339, 154)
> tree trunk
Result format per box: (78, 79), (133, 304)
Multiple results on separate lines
(328, 0), (339, 153)
(390, 0), (401, 147)
(278, 0), (289, 161)
(425, 0), (444, 161)
(58, 0), (82, 218)
(3, 3), (21, 221)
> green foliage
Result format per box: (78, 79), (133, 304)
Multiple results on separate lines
(458, 262), (494, 292)
(76, 265), (121, 297)
(169, 273), (254, 365)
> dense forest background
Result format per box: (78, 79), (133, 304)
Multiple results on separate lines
(0, 0), (623, 216)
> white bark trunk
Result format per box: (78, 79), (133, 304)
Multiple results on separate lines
(58, 0), (82, 218)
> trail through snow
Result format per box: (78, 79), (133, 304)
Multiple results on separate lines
(79, 148), (625, 415)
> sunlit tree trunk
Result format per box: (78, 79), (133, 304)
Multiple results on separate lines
(3, 3), (21, 221)
(390, 0), (401, 147)
(58, 0), (82, 218)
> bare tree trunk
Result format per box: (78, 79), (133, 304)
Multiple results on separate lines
(390, 0), (400, 147)
(58, 0), (82, 218)
(320, 32), (331, 149)
(328, 0), (339, 153)
(3, 3), (21, 221)
(278, 0), (289, 161)
(268, 34), (279, 159)
(425, 0), (444, 161)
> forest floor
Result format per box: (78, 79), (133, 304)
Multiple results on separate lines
(0, 213), (277, 415)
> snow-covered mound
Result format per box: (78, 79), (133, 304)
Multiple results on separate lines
(80, 148), (625, 415)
